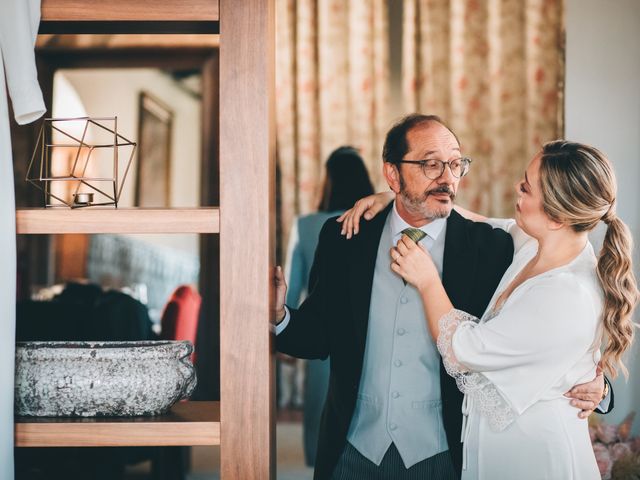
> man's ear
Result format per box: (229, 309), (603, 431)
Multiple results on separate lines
(384, 162), (401, 194)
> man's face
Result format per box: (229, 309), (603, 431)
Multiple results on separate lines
(385, 122), (462, 224)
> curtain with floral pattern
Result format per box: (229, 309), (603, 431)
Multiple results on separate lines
(276, 0), (564, 249)
(276, 0), (390, 252)
(403, 0), (563, 216)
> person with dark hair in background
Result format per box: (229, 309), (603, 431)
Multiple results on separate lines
(283, 146), (374, 467)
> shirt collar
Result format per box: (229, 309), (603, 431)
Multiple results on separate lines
(390, 201), (447, 242)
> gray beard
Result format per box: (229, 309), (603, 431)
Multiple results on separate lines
(399, 174), (454, 220)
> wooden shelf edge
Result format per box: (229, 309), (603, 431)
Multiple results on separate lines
(16, 207), (220, 234)
(41, 0), (219, 22)
(39, 0), (219, 34)
(15, 401), (220, 447)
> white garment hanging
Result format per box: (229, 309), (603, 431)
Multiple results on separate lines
(0, 1), (46, 478)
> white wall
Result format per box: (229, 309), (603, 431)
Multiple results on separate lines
(53, 68), (202, 254)
(565, 0), (640, 430)
(57, 68), (201, 210)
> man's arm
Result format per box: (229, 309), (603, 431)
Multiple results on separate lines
(595, 376), (614, 414)
(274, 221), (336, 360)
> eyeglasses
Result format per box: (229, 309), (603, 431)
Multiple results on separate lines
(394, 157), (472, 180)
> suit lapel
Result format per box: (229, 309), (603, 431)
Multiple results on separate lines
(442, 210), (476, 310)
(348, 203), (393, 349)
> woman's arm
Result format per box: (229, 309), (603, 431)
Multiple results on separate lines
(419, 280), (453, 340)
(393, 238), (602, 417)
(337, 191), (394, 238)
(337, 195), (490, 239)
(390, 235), (453, 339)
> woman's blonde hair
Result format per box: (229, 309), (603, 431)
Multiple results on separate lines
(539, 140), (638, 378)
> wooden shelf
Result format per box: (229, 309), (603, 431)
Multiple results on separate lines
(40, 0), (219, 34)
(42, 0), (218, 22)
(37, 34), (220, 51)
(16, 207), (219, 234)
(15, 401), (220, 447)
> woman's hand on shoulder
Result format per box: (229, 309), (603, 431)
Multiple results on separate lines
(337, 192), (394, 239)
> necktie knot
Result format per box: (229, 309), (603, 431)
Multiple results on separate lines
(401, 227), (427, 244)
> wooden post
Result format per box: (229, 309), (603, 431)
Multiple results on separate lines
(220, 0), (276, 478)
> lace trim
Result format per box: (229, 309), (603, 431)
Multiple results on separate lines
(437, 308), (516, 432)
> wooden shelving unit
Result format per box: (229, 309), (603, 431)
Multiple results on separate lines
(16, 207), (220, 234)
(16, 0), (275, 478)
(15, 401), (220, 447)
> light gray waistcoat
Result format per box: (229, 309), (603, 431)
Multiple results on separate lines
(346, 214), (449, 468)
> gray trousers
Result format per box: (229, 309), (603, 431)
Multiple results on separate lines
(331, 442), (457, 480)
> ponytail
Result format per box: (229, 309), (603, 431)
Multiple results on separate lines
(597, 215), (639, 378)
(539, 140), (638, 378)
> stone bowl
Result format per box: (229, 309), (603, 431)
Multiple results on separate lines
(15, 340), (197, 417)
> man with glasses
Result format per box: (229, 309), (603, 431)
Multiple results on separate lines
(273, 114), (603, 479)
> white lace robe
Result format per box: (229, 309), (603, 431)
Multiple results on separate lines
(437, 220), (602, 479)
(0, 1), (45, 478)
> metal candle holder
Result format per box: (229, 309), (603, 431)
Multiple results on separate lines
(26, 117), (137, 208)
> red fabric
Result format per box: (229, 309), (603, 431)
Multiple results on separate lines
(160, 285), (201, 363)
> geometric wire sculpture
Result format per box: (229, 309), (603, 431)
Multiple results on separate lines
(26, 117), (137, 208)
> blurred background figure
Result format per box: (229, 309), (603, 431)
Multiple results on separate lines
(282, 146), (374, 466)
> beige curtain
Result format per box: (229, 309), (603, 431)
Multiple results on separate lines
(403, 0), (564, 216)
(276, 0), (390, 251)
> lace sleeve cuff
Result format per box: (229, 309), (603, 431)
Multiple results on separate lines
(436, 308), (516, 432)
(436, 308), (479, 376)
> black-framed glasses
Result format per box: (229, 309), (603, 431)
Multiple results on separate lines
(395, 157), (472, 180)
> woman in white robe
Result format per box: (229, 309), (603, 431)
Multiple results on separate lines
(339, 140), (638, 479)
(431, 222), (603, 479)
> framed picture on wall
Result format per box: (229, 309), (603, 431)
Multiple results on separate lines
(135, 91), (173, 207)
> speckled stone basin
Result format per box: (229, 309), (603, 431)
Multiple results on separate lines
(15, 340), (197, 417)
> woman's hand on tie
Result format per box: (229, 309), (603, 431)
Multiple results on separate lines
(390, 235), (439, 291)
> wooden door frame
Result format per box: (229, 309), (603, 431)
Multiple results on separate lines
(219, 0), (276, 477)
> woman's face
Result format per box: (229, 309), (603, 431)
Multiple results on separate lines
(514, 153), (552, 238)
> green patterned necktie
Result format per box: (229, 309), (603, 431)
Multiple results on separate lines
(401, 227), (427, 244)
(399, 228), (427, 285)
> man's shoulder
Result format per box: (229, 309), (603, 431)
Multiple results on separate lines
(449, 211), (513, 250)
(315, 215), (350, 249)
(468, 218), (512, 240)
(318, 209), (389, 245)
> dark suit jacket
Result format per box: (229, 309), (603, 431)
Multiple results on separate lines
(277, 205), (514, 479)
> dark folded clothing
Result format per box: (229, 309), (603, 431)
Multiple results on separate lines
(17, 282), (156, 342)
